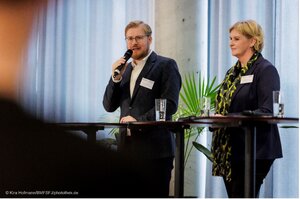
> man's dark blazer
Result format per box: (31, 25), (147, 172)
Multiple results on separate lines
(226, 54), (283, 161)
(103, 51), (182, 159)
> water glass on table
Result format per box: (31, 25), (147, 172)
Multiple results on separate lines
(272, 91), (284, 117)
(200, 97), (211, 117)
(155, 99), (166, 121)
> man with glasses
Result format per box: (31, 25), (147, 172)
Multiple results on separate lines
(103, 20), (182, 197)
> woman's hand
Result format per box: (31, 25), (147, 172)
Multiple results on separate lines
(211, 113), (224, 117)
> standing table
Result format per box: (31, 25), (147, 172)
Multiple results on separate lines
(53, 116), (298, 198)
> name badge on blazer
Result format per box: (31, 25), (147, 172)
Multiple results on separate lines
(240, 75), (254, 84)
(140, 77), (154, 90)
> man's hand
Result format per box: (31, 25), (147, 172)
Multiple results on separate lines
(112, 57), (128, 80)
(120, 116), (137, 123)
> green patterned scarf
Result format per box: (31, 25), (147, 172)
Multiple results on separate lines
(211, 52), (260, 182)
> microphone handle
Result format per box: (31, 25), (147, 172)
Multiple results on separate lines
(112, 49), (132, 78)
(113, 64), (125, 78)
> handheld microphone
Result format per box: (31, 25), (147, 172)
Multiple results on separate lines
(113, 49), (133, 78)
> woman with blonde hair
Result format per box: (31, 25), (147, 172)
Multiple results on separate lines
(211, 20), (282, 197)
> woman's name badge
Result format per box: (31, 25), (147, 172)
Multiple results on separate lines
(240, 75), (254, 84)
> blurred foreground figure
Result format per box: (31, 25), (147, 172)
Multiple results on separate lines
(0, 1), (153, 197)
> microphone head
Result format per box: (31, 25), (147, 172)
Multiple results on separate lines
(124, 49), (133, 61)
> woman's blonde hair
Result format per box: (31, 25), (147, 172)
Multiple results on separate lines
(229, 20), (264, 52)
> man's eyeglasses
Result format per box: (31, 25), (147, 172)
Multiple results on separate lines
(125, 35), (148, 43)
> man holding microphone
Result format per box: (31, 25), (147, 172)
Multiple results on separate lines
(103, 20), (182, 197)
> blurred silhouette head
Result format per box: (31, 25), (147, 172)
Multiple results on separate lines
(0, 0), (46, 100)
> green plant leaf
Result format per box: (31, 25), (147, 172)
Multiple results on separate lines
(174, 71), (220, 168)
(192, 141), (213, 162)
(279, 125), (298, 128)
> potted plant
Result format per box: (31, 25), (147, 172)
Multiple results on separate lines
(173, 72), (220, 166)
